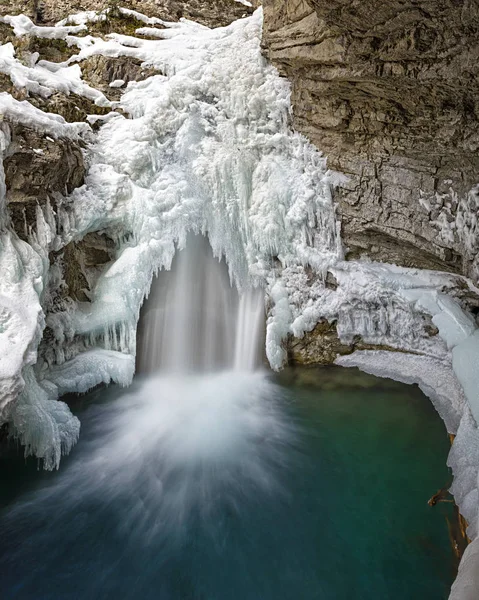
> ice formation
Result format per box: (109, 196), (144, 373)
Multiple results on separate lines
(0, 43), (111, 106)
(336, 280), (479, 545)
(0, 8), (341, 467)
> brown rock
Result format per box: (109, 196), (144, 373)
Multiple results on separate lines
(78, 55), (159, 101)
(52, 232), (116, 302)
(286, 318), (428, 366)
(287, 319), (354, 365)
(4, 124), (85, 238)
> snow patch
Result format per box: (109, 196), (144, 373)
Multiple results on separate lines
(1, 13), (86, 38)
(0, 93), (89, 139)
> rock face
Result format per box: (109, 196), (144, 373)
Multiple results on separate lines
(262, 0), (479, 281)
(4, 125), (85, 239)
(79, 55), (158, 101)
(1, 0), (257, 28)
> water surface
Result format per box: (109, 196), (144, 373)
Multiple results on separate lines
(0, 366), (456, 599)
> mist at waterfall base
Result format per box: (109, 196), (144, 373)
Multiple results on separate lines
(0, 239), (456, 599)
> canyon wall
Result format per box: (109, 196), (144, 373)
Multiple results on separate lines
(262, 0), (479, 280)
(262, 7), (479, 596)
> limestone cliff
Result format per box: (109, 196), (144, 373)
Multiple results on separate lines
(262, 0), (479, 281)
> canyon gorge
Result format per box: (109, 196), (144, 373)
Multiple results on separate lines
(0, 0), (478, 598)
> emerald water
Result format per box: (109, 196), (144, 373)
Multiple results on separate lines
(0, 366), (456, 599)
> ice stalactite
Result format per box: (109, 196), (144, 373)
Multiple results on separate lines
(37, 8), (342, 375)
(0, 121), (80, 469)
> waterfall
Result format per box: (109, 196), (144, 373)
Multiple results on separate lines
(137, 235), (264, 374)
(234, 289), (265, 371)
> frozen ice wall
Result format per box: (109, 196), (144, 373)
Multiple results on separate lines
(0, 8), (475, 598)
(33, 8), (343, 381)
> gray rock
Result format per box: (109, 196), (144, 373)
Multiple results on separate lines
(262, 0), (479, 282)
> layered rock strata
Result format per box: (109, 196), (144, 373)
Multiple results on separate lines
(262, 0), (479, 281)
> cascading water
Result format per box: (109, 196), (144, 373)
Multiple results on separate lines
(0, 236), (290, 577)
(137, 234), (265, 374)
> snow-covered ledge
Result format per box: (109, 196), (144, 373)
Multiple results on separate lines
(450, 537), (479, 599)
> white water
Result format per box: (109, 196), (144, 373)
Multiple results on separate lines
(234, 288), (265, 372)
(2, 235), (289, 544)
(109, 235), (281, 530)
(0, 9), (341, 468)
(137, 235), (264, 374)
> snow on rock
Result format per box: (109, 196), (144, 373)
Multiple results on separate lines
(0, 125), (43, 419)
(401, 288), (477, 349)
(0, 122), (80, 469)
(0, 43), (111, 106)
(450, 535), (479, 600)
(1, 13), (86, 39)
(0, 232), (44, 416)
(46, 349), (135, 397)
(0, 93), (90, 139)
(448, 409), (479, 539)
(399, 284), (479, 425)
(448, 409), (479, 598)
(271, 259), (465, 370)
(109, 79), (125, 88)
(56, 7), (167, 29)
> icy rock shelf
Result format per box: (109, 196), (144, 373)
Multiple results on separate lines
(1, 8), (479, 597)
